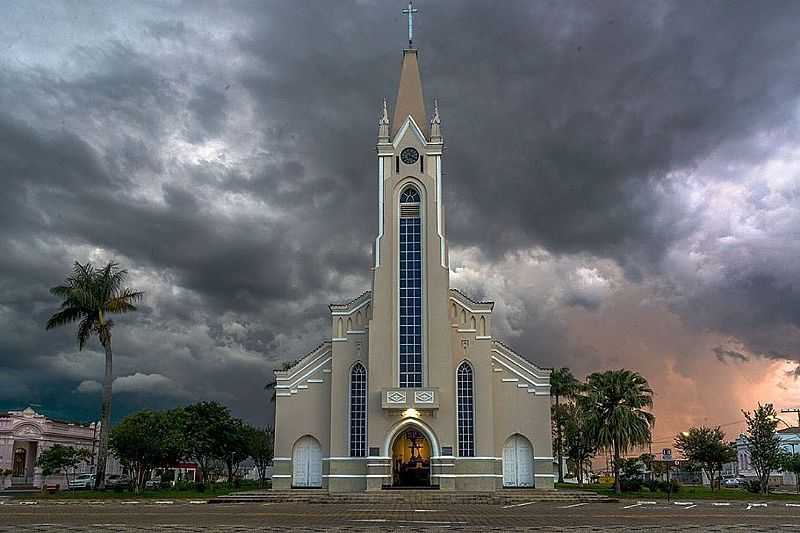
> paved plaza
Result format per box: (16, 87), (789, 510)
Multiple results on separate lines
(2, 499), (800, 531)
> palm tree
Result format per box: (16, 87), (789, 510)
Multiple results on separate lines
(46, 261), (143, 489)
(580, 369), (655, 494)
(550, 367), (580, 483)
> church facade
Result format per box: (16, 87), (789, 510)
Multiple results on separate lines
(272, 44), (553, 492)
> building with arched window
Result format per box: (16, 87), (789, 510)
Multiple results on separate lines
(272, 38), (552, 493)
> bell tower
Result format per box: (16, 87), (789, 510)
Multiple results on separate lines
(368, 40), (450, 398)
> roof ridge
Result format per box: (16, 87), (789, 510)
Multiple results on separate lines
(275, 340), (332, 375)
(450, 287), (494, 306)
(329, 290), (372, 310)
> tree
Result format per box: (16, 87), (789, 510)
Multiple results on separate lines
(562, 403), (596, 487)
(246, 425), (274, 488)
(550, 367), (580, 483)
(781, 452), (800, 494)
(674, 426), (736, 491)
(46, 261), (143, 489)
(639, 453), (655, 482)
(265, 360), (298, 403)
(181, 401), (237, 489)
(743, 403), (783, 494)
(36, 444), (92, 489)
(581, 369), (655, 494)
(109, 409), (185, 493)
(219, 419), (250, 486)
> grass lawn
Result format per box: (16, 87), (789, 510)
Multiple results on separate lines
(558, 482), (800, 501)
(29, 480), (268, 500)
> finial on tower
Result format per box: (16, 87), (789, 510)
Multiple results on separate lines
(430, 98), (442, 143)
(402, 1), (418, 48)
(378, 97), (390, 143)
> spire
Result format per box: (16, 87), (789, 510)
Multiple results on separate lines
(378, 97), (390, 143)
(392, 48), (427, 138)
(429, 98), (442, 143)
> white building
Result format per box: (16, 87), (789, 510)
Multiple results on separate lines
(0, 407), (120, 489)
(736, 427), (800, 487)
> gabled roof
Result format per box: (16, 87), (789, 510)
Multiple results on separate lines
(392, 48), (427, 139)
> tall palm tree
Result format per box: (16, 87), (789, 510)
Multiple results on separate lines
(550, 367), (580, 483)
(46, 261), (143, 489)
(580, 369), (655, 494)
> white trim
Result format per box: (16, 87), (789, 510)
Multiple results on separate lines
(432, 474), (502, 478)
(375, 156), (385, 269)
(275, 356), (332, 391)
(446, 457), (502, 461)
(323, 369), (332, 373)
(517, 384), (528, 388)
(475, 336), (492, 340)
(534, 456), (554, 460)
(430, 456), (455, 460)
(491, 348), (550, 380)
(275, 392), (291, 397)
(448, 297), (492, 314)
(346, 330), (367, 335)
(308, 379), (323, 384)
(435, 155), (447, 268)
(491, 355), (548, 388)
(502, 378), (519, 383)
(276, 350), (330, 381)
(392, 115), (427, 147)
(534, 474), (556, 478)
(332, 337), (348, 342)
(493, 368), (503, 372)
(323, 457), (370, 461)
(383, 418), (440, 457)
(273, 457), (291, 461)
(367, 463), (390, 467)
(457, 328), (477, 333)
(435, 463), (456, 467)
(331, 298), (371, 316)
(272, 474), (291, 478)
(322, 474), (390, 478)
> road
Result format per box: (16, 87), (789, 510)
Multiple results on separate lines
(1, 499), (800, 531)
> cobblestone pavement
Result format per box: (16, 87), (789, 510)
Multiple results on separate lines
(1, 500), (799, 531)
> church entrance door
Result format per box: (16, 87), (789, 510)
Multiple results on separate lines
(292, 436), (322, 488)
(12, 447), (26, 477)
(391, 428), (432, 487)
(503, 434), (534, 487)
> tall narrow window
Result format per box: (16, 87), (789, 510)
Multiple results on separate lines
(457, 362), (475, 457)
(399, 186), (422, 388)
(350, 363), (367, 457)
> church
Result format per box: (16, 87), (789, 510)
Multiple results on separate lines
(272, 18), (553, 493)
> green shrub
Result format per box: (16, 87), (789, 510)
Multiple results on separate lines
(620, 479), (642, 492)
(644, 479), (659, 492)
(670, 479), (681, 493)
(746, 479), (762, 493)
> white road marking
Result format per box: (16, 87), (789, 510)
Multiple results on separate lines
(502, 500), (536, 508)
(684, 504), (697, 509)
(120, 501), (140, 505)
(18, 501), (38, 505)
(154, 500), (174, 504)
(712, 502), (731, 506)
(638, 501), (657, 505)
(413, 509), (441, 512)
(673, 501), (694, 506)
(558, 502), (589, 509)
(622, 503), (642, 509)
(351, 519), (388, 523)
(747, 503), (767, 510)
(189, 500), (207, 504)
(786, 503), (800, 507)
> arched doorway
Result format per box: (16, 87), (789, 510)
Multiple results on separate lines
(292, 435), (322, 488)
(12, 447), (26, 477)
(503, 434), (534, 487)
(391, 428), (432, 487)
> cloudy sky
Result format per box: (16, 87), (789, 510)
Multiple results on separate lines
(2, 0), (799, 445)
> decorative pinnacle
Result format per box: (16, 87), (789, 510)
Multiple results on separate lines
(430, 98), (442, 142)
(378, 97), (390, 143)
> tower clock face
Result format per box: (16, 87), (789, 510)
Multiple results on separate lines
(400, 147), (420, 164)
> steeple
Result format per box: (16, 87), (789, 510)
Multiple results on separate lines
(378, 97), (390, 143)
(392, 48), (427, 138)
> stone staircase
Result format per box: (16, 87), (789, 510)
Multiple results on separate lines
(210, 488), (615, 505)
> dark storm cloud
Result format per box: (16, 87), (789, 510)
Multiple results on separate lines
(1, 0), (799, 425)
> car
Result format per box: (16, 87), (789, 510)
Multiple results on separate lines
(723, 477), (747, 488)
(68, 473), (96, 490)
(144, 478), (161, 490)
(105, 474), (131, 489)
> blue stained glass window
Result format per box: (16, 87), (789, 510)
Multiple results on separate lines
(399, 186), (422, 388)
(457, 362), (475, 457)
(350, 363), (367, 457)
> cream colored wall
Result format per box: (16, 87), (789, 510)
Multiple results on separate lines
(273, 357), (332, 461)
(329, 305), (370, 458)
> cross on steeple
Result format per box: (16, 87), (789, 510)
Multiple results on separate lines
(402, 1), (418, 47)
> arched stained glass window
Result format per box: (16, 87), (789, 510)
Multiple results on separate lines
(400, 187), (420, 203)
(457, 362), (475, 457)
(399, 185), (423, 388)
(350, 363), (367, 457)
